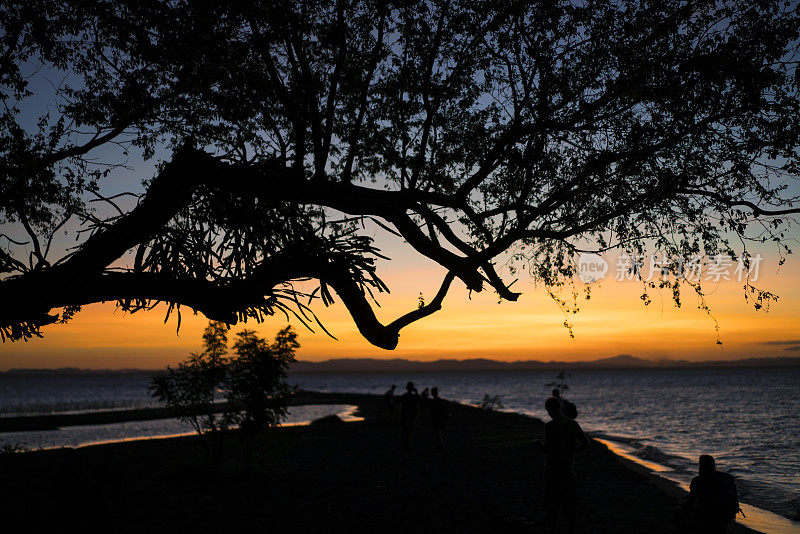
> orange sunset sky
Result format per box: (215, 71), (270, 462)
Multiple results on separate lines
(2, 73), (799, 370)
(1, 238), (798, 371)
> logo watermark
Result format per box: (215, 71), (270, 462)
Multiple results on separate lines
(575, 253), (763, 283)
(577, 253), (609, 283)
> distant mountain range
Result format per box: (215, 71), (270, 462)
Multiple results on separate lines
(288, 354), (800, 373)
(4, 355), (799, 375)
(0, 368), (157, 376)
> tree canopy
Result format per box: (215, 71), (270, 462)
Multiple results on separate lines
(1, 0), (798, 349)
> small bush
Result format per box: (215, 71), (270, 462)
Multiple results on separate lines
(1, 442), (28, 455)
(151, 322), (299, 470)
(150, 321), (231, 437)
(227, 326), (298, 470)
(478, 394), (504, 411)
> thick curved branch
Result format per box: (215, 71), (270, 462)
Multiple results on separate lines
(0, 249), (456, 350)
(322, 266), (456, 350)
(177, 151), (489, 291)
(0, 146), (484, 347)
(678, 189), (800, 216)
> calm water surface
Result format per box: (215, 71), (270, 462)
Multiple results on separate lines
(1, 368), (798, 528)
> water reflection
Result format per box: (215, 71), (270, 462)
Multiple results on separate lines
(0, 404), (360, 451)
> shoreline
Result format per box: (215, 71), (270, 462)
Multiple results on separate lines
(0, 392), (789, 533)
(592, 437), (800, 534)
(0, 390), (350, 432)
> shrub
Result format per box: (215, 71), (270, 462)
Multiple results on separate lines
(150, 321), (231, 436)
(0, 442), (28, 455)
(151, 322), (299, 471)
(478, 394), (504, 411)
(226, 327), (298, 470)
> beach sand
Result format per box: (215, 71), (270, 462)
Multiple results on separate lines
(0, 391), (757, 533)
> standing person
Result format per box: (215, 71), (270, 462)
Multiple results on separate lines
(534, 397), (590, 534)
(551, 389), (565, 409)
(430, 387), (449, 453)
(399, 381), (420, 451)
(686, 455), (740, 534)
(551, 388), (578, 419)
(384, 384), (397, 415)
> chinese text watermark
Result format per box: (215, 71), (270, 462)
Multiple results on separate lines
(577, 253), (763, 283)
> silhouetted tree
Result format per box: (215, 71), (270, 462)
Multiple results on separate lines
(150, 322), (229, 435)
(150, 321), (231, 464)
(1, 0), (799, 348)
(202, 321), (230, 362)
(226, 326), (298, 471)
(151, 321), (297, 468)
(478, 394), (504, 411)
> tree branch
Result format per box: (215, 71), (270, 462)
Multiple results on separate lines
(678, 189), (800, 216)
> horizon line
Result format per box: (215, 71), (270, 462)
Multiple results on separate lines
(3, 353), (800, 373)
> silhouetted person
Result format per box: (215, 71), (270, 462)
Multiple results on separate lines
(384, 384), (397, 415)
(687, 455), (740, 534)
(552, 389), (565, 410)
(534, 396), (590, 534)
(430, 387), (449, 453)
(551, 388), (578, 419)
(400, 381), (420, 451)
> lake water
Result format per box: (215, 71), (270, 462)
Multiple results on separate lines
(1, 368), (798, 531)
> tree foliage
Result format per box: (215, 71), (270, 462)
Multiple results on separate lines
(150, 321), (231, 436)
(151, 321), (298, 467)
(227, 326), (297, 469)
(228, 327), (297, 432)
(1, 0), (798, 348)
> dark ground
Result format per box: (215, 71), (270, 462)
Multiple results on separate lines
(0, 392), (757, 533)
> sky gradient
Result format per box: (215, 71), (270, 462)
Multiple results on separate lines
(2, 71), (799, 371)
(1, 245), (797, 370)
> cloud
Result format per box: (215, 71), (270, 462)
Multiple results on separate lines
(784, 346), (800, 352)
(764, 340), (800, 345)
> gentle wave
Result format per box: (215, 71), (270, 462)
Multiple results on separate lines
(288, 368), (800, 523)
(593, 434), (800, 534)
